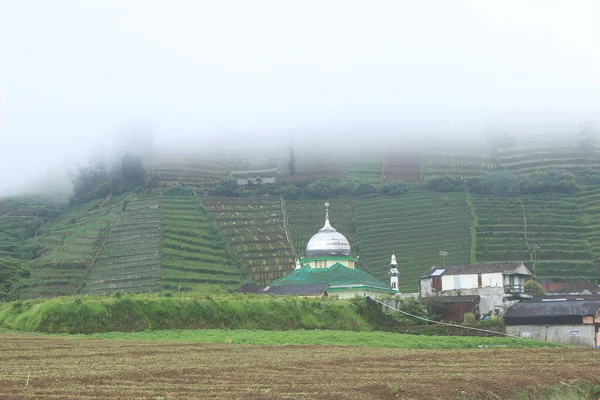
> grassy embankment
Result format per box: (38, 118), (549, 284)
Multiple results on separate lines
(354, 192), (472, 292)
(0, 294), (369, 334)
(161, 194), (242, 291)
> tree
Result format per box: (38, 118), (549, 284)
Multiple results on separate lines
(288, 146), (296, 177)
(524, 279), (546, 297)
(379, 182), (409, 196)
(0, 258), (30, 302)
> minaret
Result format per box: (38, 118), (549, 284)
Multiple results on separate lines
(295, 258), (302, 270)
(388, 254), (400, 292)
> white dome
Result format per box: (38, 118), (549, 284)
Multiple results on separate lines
(305, 219), (351, 257)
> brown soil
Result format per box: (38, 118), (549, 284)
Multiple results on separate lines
(0, 333), (598, 400)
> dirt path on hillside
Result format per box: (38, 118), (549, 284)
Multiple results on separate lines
(0, 334), (598, 400)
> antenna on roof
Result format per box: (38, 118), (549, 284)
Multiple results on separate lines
(439, 251), (448, 267)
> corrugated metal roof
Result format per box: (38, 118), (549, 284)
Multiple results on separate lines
(505, 299), (600, 318)
(422, 262), (532, 278)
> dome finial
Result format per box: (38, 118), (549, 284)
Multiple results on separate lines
(324, 202), (330, 222)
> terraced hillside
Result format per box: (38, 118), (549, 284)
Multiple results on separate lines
(354, 192), (472, 292)
(574, 186), (600, 273)
(284, 198), (356, 257)
(0, 197), (64, 259)
(204, 196), (294, 285)
(496, 146), (600, 173)
(83, 195), (162, 295)
(148, 156), (228, 189)
(472, 194), (597, 281)
(24, 202), (121, 297)
(422, 148), (496, 180)
(161, 195), (242, 291)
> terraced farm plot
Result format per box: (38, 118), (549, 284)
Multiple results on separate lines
(161, 195), (242, 290)
(472, 195), (597, 281)
(204, 196), (294, 285)
(284, 198), (356, 257)
(573, 186), (600, 274)
(23, 203), (121, 297)
(342, 155), (383, 184)
(496, 147), (600, 173)
(0, 197), (65, 259)
(354, 193), (472, 292)
(422, 147), (496, 180)
(2, 334), (598, 400)
(83, 196), (163, 295)
(382, 151), (421, 182)
(148, 156), (228, 189)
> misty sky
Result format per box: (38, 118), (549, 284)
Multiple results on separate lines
(1, 1), (600, 195)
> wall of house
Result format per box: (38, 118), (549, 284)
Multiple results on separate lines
(481, 273), (503, 287)
(327, 288), (390, 299)
(506, 324), (597, 348)
(306, 259), (354, 269)
(420, 278), (433, 296)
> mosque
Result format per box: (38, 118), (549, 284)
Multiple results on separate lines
(263, 203), (398, 298)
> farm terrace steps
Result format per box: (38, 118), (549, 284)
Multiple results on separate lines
(204, 196), (294, 285)
(83, 196), (163, 296)
(471, 194), (597, 280)
(161, 195), (242, 290)
(22, 202), (122, 298)
(354, 192), (472, 292)
(576, 184), (600, 273)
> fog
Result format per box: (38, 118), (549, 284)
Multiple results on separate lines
(1, 1), (599, 196)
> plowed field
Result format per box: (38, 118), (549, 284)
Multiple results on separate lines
(1, 334), (598, 400)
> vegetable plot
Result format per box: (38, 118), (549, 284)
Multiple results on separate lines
(473, 194), (597, 280)
(205, 196), (294, 285)
(83, 196), (163, 295)
(161, 195), (242, 290)
(354, 193), (472, 292)
(422, 147), (496, 181)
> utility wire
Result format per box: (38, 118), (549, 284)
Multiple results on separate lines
(367, 297), (523, 339)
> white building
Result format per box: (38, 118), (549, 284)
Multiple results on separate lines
(420, 262), (533, 316)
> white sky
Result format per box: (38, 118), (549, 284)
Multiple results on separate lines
(1, 0), (599, 195)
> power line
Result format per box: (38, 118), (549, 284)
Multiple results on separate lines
(367, 297), (523, 339)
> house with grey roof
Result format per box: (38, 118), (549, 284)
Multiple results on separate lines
(505, 296), (600, 347)
(419, 262), (534, 316)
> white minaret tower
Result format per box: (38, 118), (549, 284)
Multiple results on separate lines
(388, 254), (400, 292)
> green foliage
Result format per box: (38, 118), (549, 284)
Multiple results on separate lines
(213, 178), (239, 196)
(524, 279), (546, 296)
(463, 312), (476, 324)
(164, 185), (195, 197)
(427, 176), (465, 192)
(469, 171), (579, 197)
(0, 258), (30, 301)
(379, 182), (409, 196)
(0, 294), (369, 334)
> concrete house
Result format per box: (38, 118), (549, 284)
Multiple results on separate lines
(420, 262), (534, 316)
(505, 296), (600, 348)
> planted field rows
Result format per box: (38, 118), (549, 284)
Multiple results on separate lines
(284, 198), (356, 257)
(205, 196), (294, 285)
(23, 202), (122, 297)
(2, 334), (598, 400)
(148, 156), (228, 189)
(342, 155), (383, 184)
(472, 195), (597, 280)
(161, 195), (242, 290)
(422, 148), (496, 180)
(0, 197), (65, 259)
(576, 185), (600, 273)
(496, 147), (600, 172)
(355, 193), (472, 292)
(83, 196), (163, 295)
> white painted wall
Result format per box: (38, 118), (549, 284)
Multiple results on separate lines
(481, 273), (503, 287)
(506, 325), (597, 348)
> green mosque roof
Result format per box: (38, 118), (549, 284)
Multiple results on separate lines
(269, 263), (393, 291)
